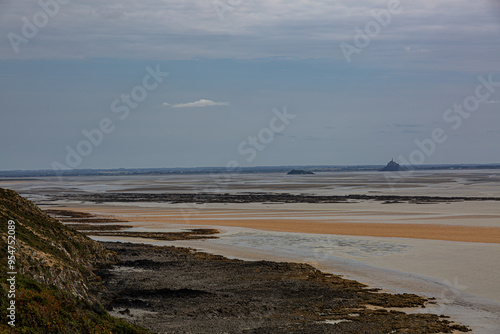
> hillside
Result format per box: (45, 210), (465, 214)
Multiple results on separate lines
(0, 188), (149, 333)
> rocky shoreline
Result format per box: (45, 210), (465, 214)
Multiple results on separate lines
(47, 207), (470, 332)
(44, 208), (222, 241)
(95, 241), (470, 334)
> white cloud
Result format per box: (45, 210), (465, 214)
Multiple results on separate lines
(0, 0), (499, 74)
(161, 102), (171, 107)
(1, 0), (499, 72)
(480, 99), (500, 104)
(166, 99), (230, 108)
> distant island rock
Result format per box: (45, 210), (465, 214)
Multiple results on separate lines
(287, 169), (315, 175)
(380, 159), (406, 172)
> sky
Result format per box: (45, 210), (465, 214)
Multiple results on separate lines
(0, 0), (499, 170)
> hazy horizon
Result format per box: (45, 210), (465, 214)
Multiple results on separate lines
(3, 162), (500, 174)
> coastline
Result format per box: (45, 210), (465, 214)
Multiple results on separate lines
(44, 200), (500, 302)
(90, 235), (500, 334)
(42, 199), (500, 333)
(95, 240), (471, 333)
(161, 238), (500, 334)
(3, 171), (499, 332)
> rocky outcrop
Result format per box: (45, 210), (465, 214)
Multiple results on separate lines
(0, 188), (148, 333)
(380, 159), (406, 172)
(96, 242), (470, 333)
(287, 169), (315, 175)
(0, 188), (118, 300)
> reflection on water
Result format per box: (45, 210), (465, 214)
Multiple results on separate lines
(213, 231), (409, 260)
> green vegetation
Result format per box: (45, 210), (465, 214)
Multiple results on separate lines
(0, 272), (148, 333)
(0, 188), (150, 333)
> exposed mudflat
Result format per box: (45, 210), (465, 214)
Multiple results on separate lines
(45, 208), (222, 241)
(47, 192), (500, 204)
(96, 241), (469, 334)
(6, 171), (499, 332)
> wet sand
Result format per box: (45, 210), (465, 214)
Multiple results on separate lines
(3, 169), (500, 197)
(97, 241), (470, 334)
(5, 170), (500, 332)
(45, 200), (500, 333)
(49, 202), (500, 244)
(90, 232), (500, 334)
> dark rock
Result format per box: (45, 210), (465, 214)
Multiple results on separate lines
(287, 169), (315, 175)
(97, 241), (471, 334)
(380, 159), (406, 172)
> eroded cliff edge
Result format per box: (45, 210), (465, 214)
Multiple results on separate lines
(0, 187), (148, 333)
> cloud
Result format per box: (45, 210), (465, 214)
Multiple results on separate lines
(1, 0), (499, 73)
(378, 126), (423, 134)
(305, 135), (334, 141)
(92, 6), (126, 20)
(392, 123), (423, 128)
(405, 46), (431, 53)
(161, 102), (171, 107)
(480, 99), (500, 104)
(165, 99), (230, 108)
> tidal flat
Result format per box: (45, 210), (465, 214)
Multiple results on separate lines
(95, 241), (469, 333)
(2, 170), (500, 332)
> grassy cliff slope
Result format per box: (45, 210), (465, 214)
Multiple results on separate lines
(0, 188), (149, 333)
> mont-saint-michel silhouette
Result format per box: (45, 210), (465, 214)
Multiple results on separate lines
(380, 159), (406, 172)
